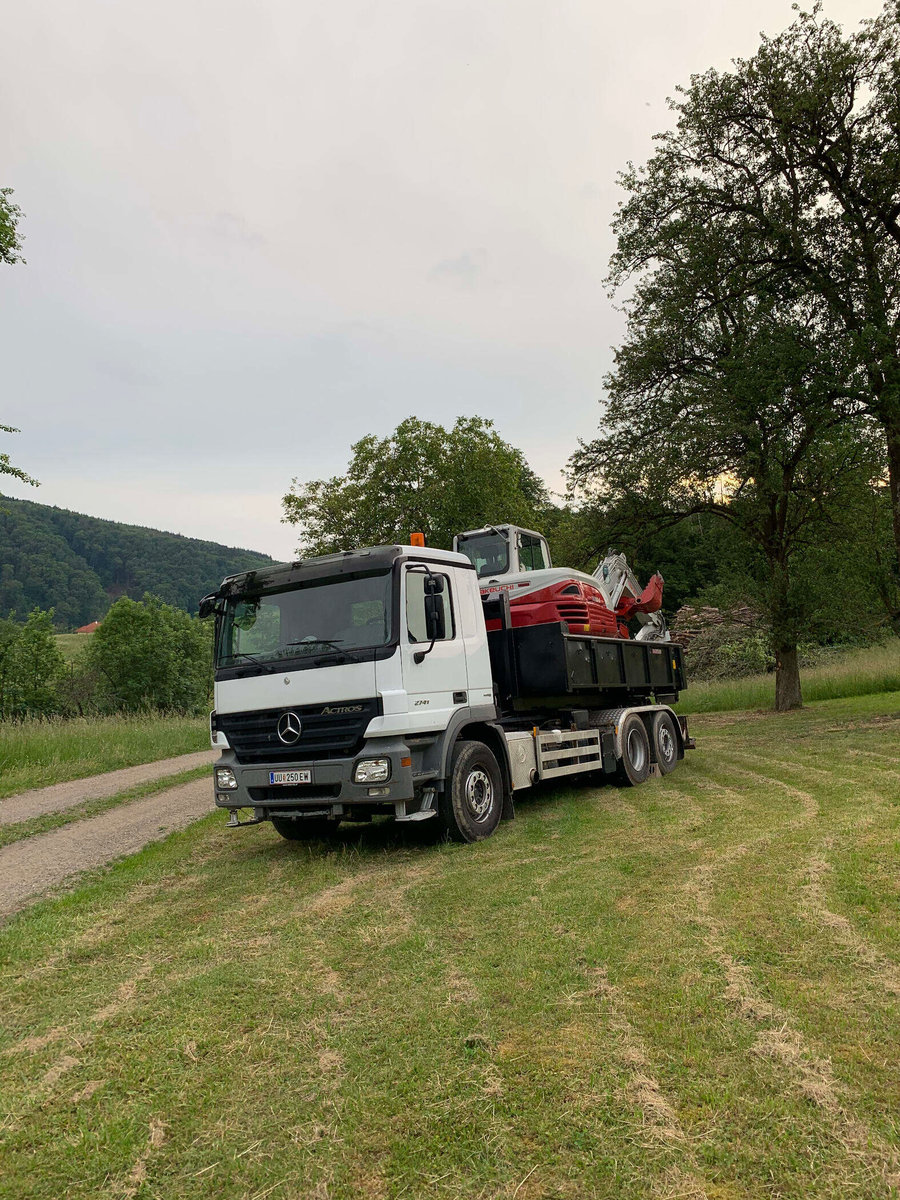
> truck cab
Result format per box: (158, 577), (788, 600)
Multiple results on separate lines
(204, 545), (506, 841)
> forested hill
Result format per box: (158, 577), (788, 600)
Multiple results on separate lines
(0, 495), (276, 628)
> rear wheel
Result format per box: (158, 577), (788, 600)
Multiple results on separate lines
(271, 816), (341, 841)
(615, 714), (651, 787)
(438, 739), (503, 842)
(651, 711), (679, 775)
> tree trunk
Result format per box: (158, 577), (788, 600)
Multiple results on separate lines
(886, 417), (900, 632)
(774, 644), (802, 712)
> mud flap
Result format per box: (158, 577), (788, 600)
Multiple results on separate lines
(677, 715), (696, 751)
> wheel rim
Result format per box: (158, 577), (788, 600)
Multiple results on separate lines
(626, 728), (647, 772)
(464, 768), (494, 822)
(658, 724), (675, 763)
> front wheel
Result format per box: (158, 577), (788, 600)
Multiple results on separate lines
(438, 739), (503, 843)
(271, 816), (341, 841)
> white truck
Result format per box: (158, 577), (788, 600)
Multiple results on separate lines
(200, 533), (692, 843)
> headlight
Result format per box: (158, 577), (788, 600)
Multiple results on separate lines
(353, 758), (391, 784)
(216, 767), (238, 790)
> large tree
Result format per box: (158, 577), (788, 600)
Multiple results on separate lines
(571, 219), (884, 708)
(283, 416), (549, 555)
(607, 2), (900, 615)
(1, 189), (35, 487)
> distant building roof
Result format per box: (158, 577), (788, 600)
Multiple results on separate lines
(76, 621), (101, 634)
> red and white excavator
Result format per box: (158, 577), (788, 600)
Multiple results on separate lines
(452, 524), (668, 642)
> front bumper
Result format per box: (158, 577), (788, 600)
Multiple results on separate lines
(213, 736), (417, 817)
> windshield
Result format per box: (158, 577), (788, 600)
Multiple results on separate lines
(217, 570), (393, 669)
(456, 532), (509, 578)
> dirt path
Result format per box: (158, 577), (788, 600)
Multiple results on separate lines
(0, 751), (216, 826)
(0, 778), (216, 919)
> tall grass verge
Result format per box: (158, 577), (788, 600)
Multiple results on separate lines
(677, 637), (900, 713)
(0, 714), (208, 798)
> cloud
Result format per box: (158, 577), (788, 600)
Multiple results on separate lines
(429, 248), (489, 288)
(0, 0), (875, 558)
(209, 211), (266, 248)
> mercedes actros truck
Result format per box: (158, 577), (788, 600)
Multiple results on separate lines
(200, 527), (692, 843)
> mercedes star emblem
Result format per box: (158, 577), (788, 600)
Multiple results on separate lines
(277, 711), (302, 744)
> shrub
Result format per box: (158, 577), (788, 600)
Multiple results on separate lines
(84, 595), (212, 714)
(0, 609), (66, 719)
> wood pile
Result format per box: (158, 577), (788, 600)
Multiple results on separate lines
(671, 603), (758, 651)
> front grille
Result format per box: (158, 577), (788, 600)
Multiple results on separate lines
(218, 698), (381, 763)
(248, 785), (342, 803)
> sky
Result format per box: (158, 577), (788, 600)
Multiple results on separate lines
(0, 0), (880, 561)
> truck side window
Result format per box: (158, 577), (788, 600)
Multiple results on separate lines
(406, 572), (454, 643)
(519, 535), (546, 571)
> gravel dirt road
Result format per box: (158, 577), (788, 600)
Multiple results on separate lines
(0, 750), (216, 826)
(0, 777), (217, 919)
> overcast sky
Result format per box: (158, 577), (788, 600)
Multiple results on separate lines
(1, 0), (878, 560)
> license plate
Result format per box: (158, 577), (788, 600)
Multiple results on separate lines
(269, 770), (312, 785)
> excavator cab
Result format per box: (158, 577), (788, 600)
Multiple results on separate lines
(453, 525), (552, 580)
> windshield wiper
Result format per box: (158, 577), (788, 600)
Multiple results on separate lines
(227, 651), (274, 672)
(287, 638), (345, 651)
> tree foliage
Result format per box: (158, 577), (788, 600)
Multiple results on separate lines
(2, 190), (36, 489)
(0, 495), (274, 628)
(606, 1), (900, 599)
(571, 198), (888, 707)
(0, 425), (38, 488)
(0, 187), (24, 266)
(0, 609), (66, 720)
(571, 1), (900, 709)
(283, 416), (549, 555)
(84, 595), (212, 714)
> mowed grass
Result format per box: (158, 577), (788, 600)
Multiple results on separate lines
(0, 715), (208, 799)
(678, 637), (900, 713)
(2, 693), (900, 1198)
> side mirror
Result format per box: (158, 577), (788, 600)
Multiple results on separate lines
(424, 593), (445, 641)
(198, 594), (219, 619)
(424, 574), (445, 595)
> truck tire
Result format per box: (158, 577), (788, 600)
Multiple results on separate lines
(651, 711), (679, 775)
(438, 739), (503, 843)
(615, 715), (651, 787)
(271, 816), (341, 841)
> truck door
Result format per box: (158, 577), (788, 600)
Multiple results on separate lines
(402, 566), (470, 732)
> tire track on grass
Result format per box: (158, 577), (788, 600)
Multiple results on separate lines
(803, 839), (900, 998)
(572, 965), (710, 1200)
(684, 827), (900, 1194)
(3, 959), (159, 1124)
(721, 752), (900, 1002)
(504, 846), (712, 1200)
(703, 753), (819, 824)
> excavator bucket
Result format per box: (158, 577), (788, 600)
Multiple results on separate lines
(617, 572), (664, 620)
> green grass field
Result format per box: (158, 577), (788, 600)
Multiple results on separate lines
(2, 690), (899, 1198)
(0, 714), (208, 799)
(54, 632), (94, 663)
(678, 637), (900, 713)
